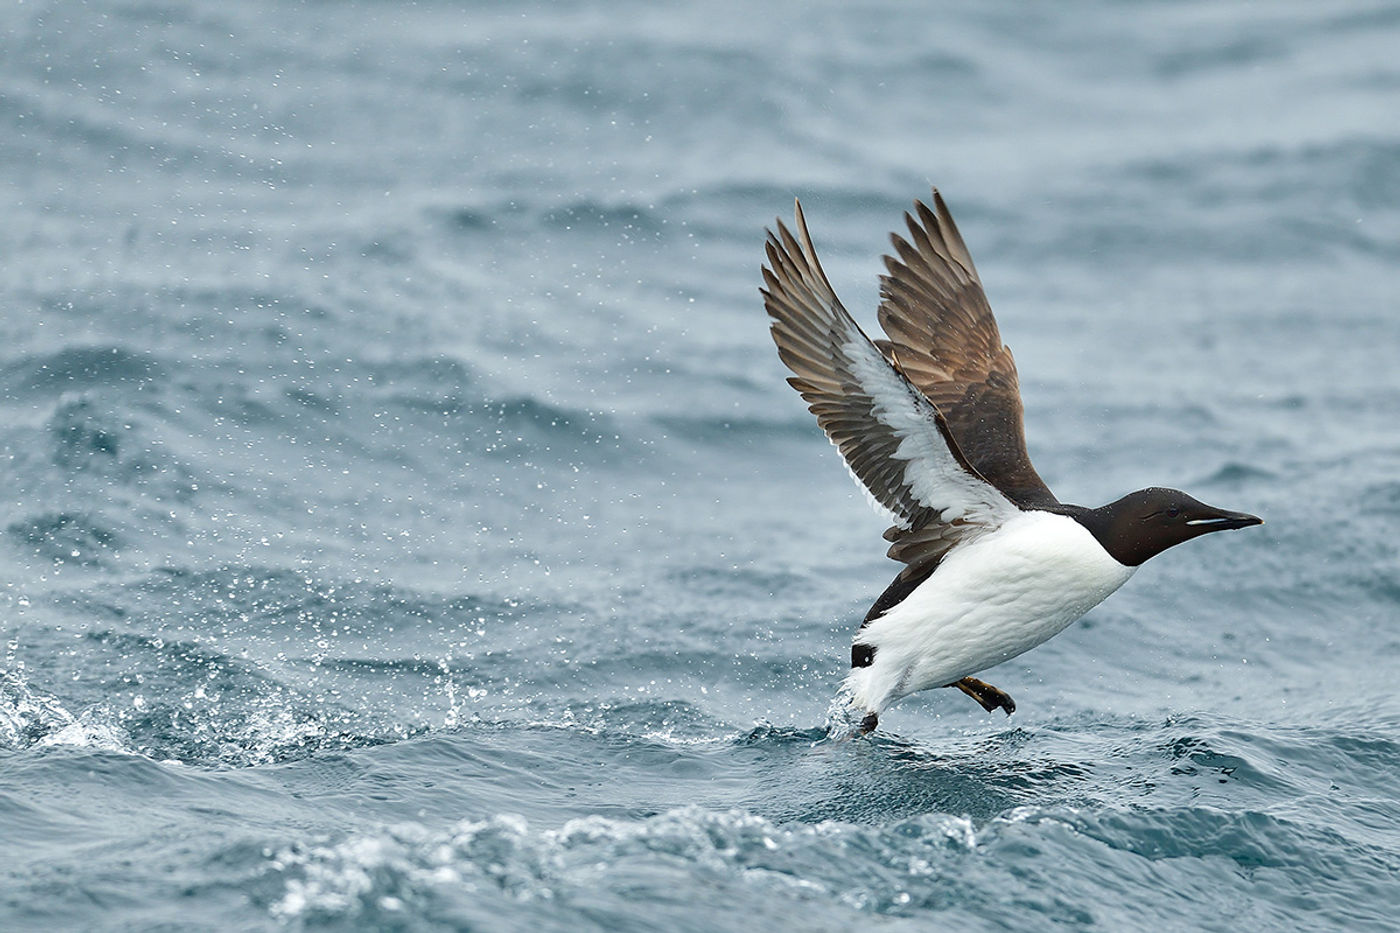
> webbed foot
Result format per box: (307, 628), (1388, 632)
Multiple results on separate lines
(949, 676), (1016, 715)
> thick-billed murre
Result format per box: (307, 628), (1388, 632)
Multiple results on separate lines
(760, 190), (1262, 734)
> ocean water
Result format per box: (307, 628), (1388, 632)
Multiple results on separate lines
(2, 1), (1399, 929)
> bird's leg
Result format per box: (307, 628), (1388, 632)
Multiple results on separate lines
(858, 712), (879, 735)
(949, 677), (1016, 715)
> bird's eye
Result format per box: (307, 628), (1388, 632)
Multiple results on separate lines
(1166, 506), (1182, 519)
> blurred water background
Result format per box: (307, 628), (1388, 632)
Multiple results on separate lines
(2, 2), (1399, 929)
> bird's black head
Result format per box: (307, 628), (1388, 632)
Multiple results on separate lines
(1072, 487), (1263, 567)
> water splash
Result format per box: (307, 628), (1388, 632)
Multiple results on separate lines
(823, 685), (865, 739)
(0, 671), (128, 752)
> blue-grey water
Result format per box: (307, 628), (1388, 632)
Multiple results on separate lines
(2, 2), (1399, 930)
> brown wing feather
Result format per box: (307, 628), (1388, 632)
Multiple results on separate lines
(876, 190), (1058, 510)
(761, 199), (1018, 583)
(761, 210), (933, 531)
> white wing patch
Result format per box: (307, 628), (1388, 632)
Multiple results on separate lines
(760, 201), (1016, 560)
(845, 335), (1015, 532)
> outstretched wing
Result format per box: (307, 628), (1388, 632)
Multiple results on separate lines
(760, 199), (1017, 581)
(875, 190), (1058, 510)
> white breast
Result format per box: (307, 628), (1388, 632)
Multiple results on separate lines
(846, 510), (1136, 714)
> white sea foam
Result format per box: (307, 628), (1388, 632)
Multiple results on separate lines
(265, 806), (982, 922)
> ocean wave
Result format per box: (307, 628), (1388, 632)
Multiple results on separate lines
(543, 200), (667, 236)
(260, 806), (980, 926)
(5, 511), (123, 569)
(259, 781), (1398, 930)
(651, 412), (814, 443)
(0, 345), (163, 398)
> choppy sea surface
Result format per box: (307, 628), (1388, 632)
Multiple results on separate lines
(3, 2), (1399, 930)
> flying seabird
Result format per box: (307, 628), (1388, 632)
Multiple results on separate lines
(760, 190), (1262, 734)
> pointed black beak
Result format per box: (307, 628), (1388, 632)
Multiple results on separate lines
(1185, 508), (1263, 531)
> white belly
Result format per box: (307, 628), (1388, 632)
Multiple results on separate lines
(846, 510), (1135, 714)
